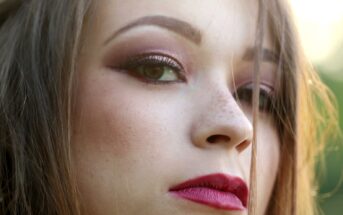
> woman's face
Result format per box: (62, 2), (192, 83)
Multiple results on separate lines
(73, 0), (280, 214)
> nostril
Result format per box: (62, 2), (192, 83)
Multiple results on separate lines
(206, 135), (231, 144)
(236, 140), (251, 152)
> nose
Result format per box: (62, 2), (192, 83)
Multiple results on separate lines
(190, 86), (253, 152)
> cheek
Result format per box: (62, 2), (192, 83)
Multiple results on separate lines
(72, 69), (172, 159)
(237, 113), (280, 213)
(239, 122), (280, 181)
(71, 67), (197, 214)
(256, 119), (280, 212)
(256, 119), (280, 173)
(71, 69), (182, 213)
(71, 67), (193, 186)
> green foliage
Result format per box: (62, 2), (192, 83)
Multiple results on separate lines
(317, 72), (343, 215)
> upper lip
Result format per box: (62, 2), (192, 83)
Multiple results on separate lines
(169, 173), (248, 207)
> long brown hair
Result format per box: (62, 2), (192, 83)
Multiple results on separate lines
(0, 0), (90, 214)
(260, 0), (338, 214)
(0, 0), (338, 214)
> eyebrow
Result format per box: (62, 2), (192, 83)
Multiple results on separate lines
(243, 48), (279, 64)
(104, 15), (202, 46)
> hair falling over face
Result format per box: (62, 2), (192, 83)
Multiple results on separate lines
(255, 1), (339, 215)
(248, 0), (265, 214)
(0, 0), (339, 215)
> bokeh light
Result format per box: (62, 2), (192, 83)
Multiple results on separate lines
(290, 0), (343, 63)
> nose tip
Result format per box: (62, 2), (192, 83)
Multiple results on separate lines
(205, 124), (252, 152)
(190, 89), (253, 152)
(191, 114), (253, 152)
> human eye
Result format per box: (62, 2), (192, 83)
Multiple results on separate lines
(233, 83), (275, 113)
(116, 53), (186, 84)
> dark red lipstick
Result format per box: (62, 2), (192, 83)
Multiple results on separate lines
(169, 173), (248, 211)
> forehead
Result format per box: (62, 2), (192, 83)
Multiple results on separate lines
(89, 0), (263, 52)
(97, 0), (258, 20)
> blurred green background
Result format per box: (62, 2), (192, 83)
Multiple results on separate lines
(316, 44), (343, 215)
(318, 72), (343, 215)
(290, 1), (343, 214)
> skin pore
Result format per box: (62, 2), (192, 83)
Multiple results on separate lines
(72, 0), (280, 214)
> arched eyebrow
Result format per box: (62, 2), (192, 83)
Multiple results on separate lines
(243, 48), (279, 64)
(103, 15), (202, 46)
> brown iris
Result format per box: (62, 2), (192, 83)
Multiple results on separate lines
(137, 65), (166, 80)
(118, 54), (185, 83)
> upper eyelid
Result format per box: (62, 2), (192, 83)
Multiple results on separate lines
(234, 81), (274, 92)
(119, 53), (185, 70)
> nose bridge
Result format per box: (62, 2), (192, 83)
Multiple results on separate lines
(191, 84), (253, 150)
(211, 87), (252, 141)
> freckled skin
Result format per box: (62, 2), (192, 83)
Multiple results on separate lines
(72, 0), (280, 214)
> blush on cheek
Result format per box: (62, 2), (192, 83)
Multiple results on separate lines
(71, 81), (135, 158)
(72, 102), (137, 158)
(72, 71), (170, 160)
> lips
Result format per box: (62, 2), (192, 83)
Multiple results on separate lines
(169, 173), (248, 211)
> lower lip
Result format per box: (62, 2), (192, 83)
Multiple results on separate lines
(170, 187), (245, 211)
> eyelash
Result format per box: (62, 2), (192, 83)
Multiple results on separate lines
(233, 84), (275, 113)
(115, 53), (274, 113)
(116, 53), (186, 84)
